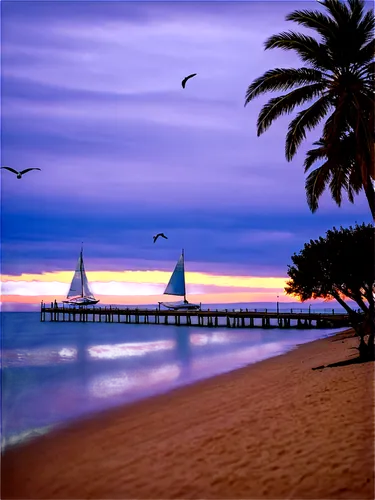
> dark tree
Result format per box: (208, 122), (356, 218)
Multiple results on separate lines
(244, 0), (375, 218)
(285, 223), (374, 360)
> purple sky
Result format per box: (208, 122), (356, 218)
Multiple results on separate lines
(1, 0), (371, 278)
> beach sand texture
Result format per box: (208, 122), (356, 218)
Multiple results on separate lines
(2, 329), (374, 499)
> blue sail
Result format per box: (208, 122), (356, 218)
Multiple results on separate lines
(164, 251), (186, 296)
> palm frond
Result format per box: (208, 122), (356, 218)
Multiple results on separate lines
(244, 68), (325, 106)
(264, 31), (332, 69)
(329, 163), (349, 206)
(285, 9), (337, 42)
(350, 97), (375, 185)
(361, 40), (375, 64)
(348, 160), (364, 194)
(285, 95), (332, 160)
(257, 83), (326, 136)
(348, 0), (365, 20)
(357, 10), (375, 45)
(305, 129), (364, 209)
(347, 185), (355, 204)
(348, 0), (375, 42)
(328, 0), (352, 20)
(304, 141), (329, 173)
(357, 60), (375, 84)
(345, 9), (375, 62)
(356, 57), (375, 81)
(305, 163), (332, 212)
(322, 100), (352, 149)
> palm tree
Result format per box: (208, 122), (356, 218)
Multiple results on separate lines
(244, 0), (375, 218)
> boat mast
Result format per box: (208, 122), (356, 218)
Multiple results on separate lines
(182, 248), (187, 303)
(80, 245), (84, 298)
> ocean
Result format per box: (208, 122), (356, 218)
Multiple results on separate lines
(1, 309), (346, 450)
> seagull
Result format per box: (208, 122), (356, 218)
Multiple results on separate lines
(181, 73), (197, 89)
(1, 167), (41, 179)
(153, 233), (168, 243)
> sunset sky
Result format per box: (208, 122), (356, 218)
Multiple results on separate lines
(1, 0), (371, 309)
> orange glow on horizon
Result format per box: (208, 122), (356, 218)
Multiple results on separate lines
(1, 269), (293, 304)
(0, 269), (326, 306)
(1, 270), (287, 290)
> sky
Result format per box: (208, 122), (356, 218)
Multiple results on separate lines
(1, 0), (372, 309)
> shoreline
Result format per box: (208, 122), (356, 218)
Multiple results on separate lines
(2, 328), (374, 499)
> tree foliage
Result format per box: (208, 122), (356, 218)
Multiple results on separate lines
(244, 0), (375, 218)
(285, 223), (374, 358)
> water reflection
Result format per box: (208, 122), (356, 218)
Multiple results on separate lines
(2, 316), (341, 449)
(174, 328), (192, 380)
(89, 364), (181, 399)
(88, 340), (175, 359)
(2, 330), (256, 369)
(2, 339), (177, 367)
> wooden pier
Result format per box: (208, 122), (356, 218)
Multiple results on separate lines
(40, 303), (350, 329)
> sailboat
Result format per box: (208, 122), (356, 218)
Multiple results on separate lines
(159, 249), (200, 310)
(63, 247), (99, 306)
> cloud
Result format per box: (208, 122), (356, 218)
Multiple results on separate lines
(1, 201), (371, 278)
(2, 281), (69, 297)
(1, 280), (163, 297)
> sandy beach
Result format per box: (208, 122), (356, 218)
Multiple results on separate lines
(2, 328), (373, 499)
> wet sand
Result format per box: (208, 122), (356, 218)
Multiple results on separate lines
(2, 329), (373, 499)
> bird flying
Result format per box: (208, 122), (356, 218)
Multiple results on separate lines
(153, 233), (168, 243)
(181, 73), (197, 89)
(1, 167), (41, 179)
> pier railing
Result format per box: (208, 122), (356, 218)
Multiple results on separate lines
(40, 303), (351, 329)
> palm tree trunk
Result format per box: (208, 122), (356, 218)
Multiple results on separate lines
(366, 306), (375, 360)
(359, 310), (375, 361)
(364, 173), (375, 220)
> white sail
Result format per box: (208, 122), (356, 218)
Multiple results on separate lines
(81, 257), (96, 299)
(164, 251), (186, 297)
(67, 252), (84, 299)
(65, 248), (99, 305)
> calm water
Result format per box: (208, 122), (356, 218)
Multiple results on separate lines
(1, 312), (343, 449)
